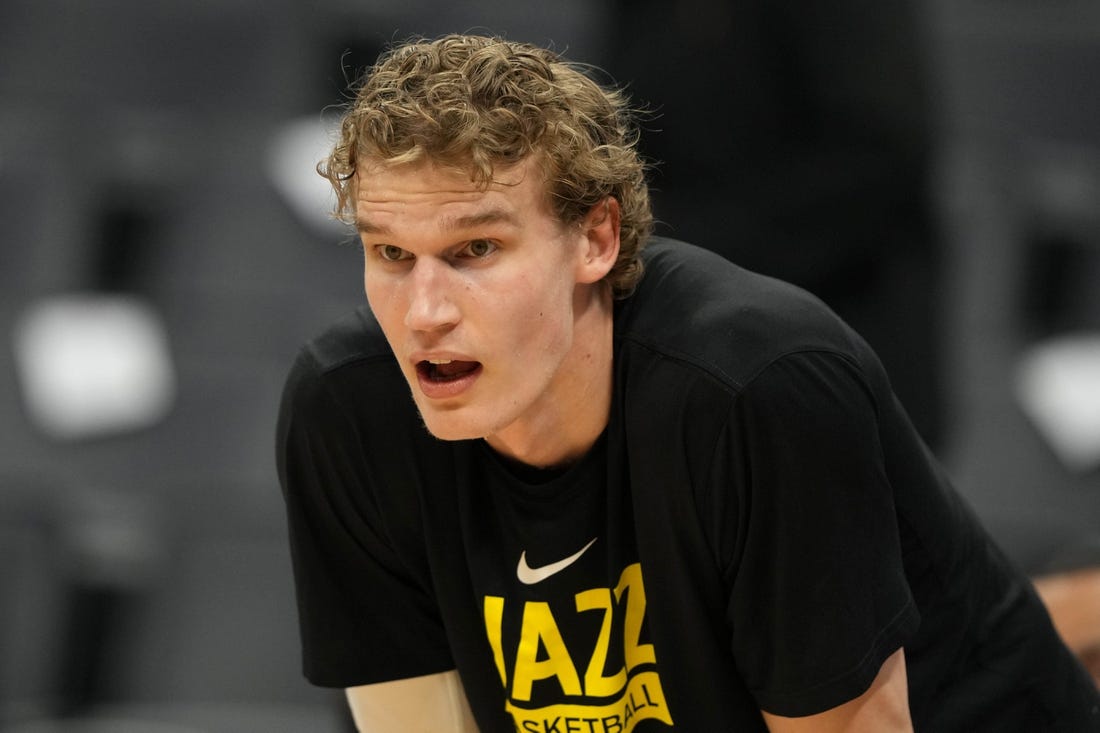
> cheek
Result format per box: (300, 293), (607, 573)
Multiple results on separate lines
(363, 275), (402, 336)
(362, 263), (379, 309)
(363, 276), (381, 317)
(505, 277), (574, 349)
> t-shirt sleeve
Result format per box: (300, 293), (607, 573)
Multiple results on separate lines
(719, 350), (920, 717)
(275, 350), (455, 687)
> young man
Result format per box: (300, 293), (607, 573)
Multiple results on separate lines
(276, 35), (1099, 731)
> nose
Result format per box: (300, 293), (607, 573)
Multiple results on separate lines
(404, 258), (461, 333)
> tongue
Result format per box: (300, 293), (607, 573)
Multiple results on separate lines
(433, 361), (479, 380)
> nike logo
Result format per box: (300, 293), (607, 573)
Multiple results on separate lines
(516, 537), (598, 585)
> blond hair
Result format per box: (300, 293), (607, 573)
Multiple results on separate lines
(320, 34), (652, 297)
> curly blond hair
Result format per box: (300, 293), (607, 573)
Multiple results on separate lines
(320, 34), (652, 297)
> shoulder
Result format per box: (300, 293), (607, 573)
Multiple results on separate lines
(294, 305), (393, 377)
(617, 238), (876, 393)
(276, 306), (449, 551)
(278, 305), (418, 441)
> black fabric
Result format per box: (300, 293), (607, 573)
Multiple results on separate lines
(607, 0), (945, 450)
(277, 238), (1099, 731)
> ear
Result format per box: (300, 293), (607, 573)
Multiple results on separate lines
(575, 197), (621, 285)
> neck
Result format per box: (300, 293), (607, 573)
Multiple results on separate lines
(484, 283), (614, 469)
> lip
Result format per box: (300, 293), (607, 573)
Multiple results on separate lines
(411, 354), (483, 400)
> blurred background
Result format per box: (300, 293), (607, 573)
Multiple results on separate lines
(0, 1), (1098, 730)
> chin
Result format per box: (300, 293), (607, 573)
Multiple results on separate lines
(419, 421), (478, 442)
(416, 406), (494, 443)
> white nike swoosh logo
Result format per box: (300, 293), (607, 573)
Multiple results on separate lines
(516, 537), (598, 585)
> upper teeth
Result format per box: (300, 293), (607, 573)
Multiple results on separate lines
(428, 359), (453, 365)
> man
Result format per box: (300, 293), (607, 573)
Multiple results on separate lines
(277, 35), (1099, 731)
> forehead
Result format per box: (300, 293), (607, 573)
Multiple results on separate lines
(354, 157), (549, 212)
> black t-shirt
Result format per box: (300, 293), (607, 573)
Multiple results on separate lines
(277, 238), (1099, 731)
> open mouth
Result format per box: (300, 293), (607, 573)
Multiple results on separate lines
(417, 359), (482, 382)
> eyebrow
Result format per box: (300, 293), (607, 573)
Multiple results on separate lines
(355, 208), (520, 236)
(441, 209), (520, 232)
(355, 218), (390, 235)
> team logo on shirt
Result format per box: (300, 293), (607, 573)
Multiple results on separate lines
(482, 562), (674, 732)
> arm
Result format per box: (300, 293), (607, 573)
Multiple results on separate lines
(716, 351), (920, 718)
(277, 348), (455, 686)
(346, 670), (478, 733)
(761, 648), (913, 733)
(1034, 566), (1100, 683)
